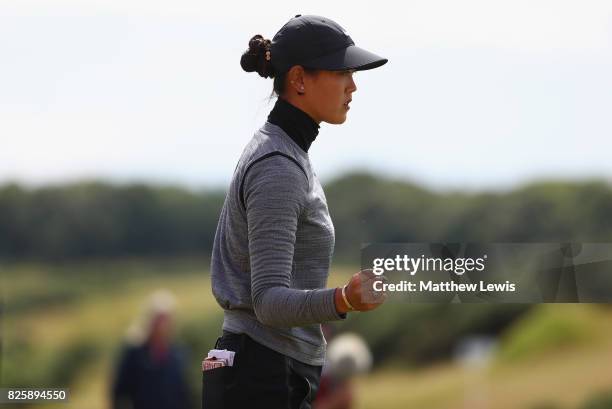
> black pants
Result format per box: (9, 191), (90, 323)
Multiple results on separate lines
(202, 331), (323, 409)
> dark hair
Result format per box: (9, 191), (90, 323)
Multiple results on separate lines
(240, 34), (316, 97)
(240, 35), (274, 79)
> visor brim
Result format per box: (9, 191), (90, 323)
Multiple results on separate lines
(302, 45), (388, 71)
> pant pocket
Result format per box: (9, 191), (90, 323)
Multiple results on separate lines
(301, 376), (313, 409)
(202, 365), (236, 409)
(202, 333), (244, 409)
(290, 360), (322, 409)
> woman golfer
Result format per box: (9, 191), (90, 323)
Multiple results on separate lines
(204, 14), (388, 409)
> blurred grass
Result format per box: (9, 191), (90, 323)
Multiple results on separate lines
(2, 257), (210, 409)
(356, 323), (612, 409)
(497, 304), (607, 362)
(2, 259), (612, 409)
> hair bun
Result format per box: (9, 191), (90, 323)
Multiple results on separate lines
(240, 34), (275, 78)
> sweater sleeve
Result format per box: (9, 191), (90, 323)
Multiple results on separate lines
(243, 154), (345, 328)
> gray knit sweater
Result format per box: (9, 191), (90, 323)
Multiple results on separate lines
(210, 121), (346, 366)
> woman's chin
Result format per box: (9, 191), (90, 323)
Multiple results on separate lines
(326, 113), (348, 125)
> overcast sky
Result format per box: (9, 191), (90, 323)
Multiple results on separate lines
(1, 0), (611, 191)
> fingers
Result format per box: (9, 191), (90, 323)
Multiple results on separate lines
(358, 268), (377, 280)
(346, 269), (391, 311)
(363, 273), (388, 291)
(360, 272), (389, 308)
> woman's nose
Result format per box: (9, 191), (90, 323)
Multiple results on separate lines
(348, 76), (357, 93)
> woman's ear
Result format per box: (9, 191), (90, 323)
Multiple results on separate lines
(287, 65), (306, 95)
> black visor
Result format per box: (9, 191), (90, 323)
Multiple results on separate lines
(270, 15), (388, 74)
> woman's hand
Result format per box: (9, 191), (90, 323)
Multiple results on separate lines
(335, 269), (388, 314)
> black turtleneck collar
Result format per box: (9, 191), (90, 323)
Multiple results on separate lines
(267, 98), (320, 153)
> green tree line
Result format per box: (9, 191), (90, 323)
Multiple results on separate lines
(1, 172), (612, 261)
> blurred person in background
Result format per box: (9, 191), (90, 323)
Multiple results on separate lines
(111, 290), (191, 409)
(313, 326), (372, 409)
(205, 14), (388, 409)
